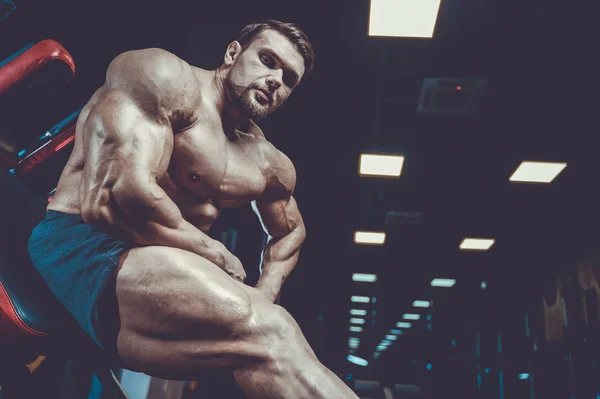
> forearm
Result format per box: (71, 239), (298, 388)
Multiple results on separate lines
(85, 183), (224, 265)
(133, 216), (225, 265)
(256, 226), (306, 301)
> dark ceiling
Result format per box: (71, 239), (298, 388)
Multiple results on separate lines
(2, 0), (599, 386)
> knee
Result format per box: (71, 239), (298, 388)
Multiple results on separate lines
(264, 305), (297, 339)
(249, 305), (309, 358)
(241, 303), (289, 341)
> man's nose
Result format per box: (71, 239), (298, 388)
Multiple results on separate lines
(266, 73), (282, 91)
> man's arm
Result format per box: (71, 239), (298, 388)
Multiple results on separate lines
(252, 149), (307, 302)
(79, 49), (239, 277)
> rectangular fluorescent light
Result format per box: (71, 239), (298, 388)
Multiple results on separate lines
(413, 300), (431, 308)
(352, 273), (378, 282)
(348, 355), (369, 367)
(509, 161), (567, 183)
(386, 335), (398, 340)
(369, 0), (442, 38)
(351, 296), (371, 303)
(350, 309), (367, 316)
(403, 314), (420, 320)
(381, 340), (392, 345)
(396, 322), (412, 328)
(349, 342), (359, 348)
(389, 329), (403, 335)
(431, 278), (456, 287)
(354, 231), (386, 245)
(376, 345), (388, 351)
(349, 337), (360, 342)
(351, 318), (366, 325)
(459, 238), (495, 251)
(350, 326), (363, 332)
(359, 153), (405, 177)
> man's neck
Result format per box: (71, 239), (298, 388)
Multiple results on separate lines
(208, 68), (249, 136)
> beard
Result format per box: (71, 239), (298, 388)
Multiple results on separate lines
(225, 78), (273, 121)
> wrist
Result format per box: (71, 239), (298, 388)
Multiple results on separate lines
(200, 239), (225, 266)
(257, 282), (278, 302)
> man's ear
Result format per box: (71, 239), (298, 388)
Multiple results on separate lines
(224, 41), (242, 66)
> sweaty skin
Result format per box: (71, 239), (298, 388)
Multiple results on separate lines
(50, 30), (305, 292)
(47, 29), (359, 398)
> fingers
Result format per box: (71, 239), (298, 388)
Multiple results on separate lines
(229, 267), (246, 283)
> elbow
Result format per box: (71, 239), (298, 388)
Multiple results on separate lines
(81, 195), (151, 245)
(296, 223), (307, 242)
(81, 202), (113, 227)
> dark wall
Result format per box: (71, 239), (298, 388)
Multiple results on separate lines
(376, 248), (600, 399)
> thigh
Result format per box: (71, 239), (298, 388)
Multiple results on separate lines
(99, 246), (275, 380)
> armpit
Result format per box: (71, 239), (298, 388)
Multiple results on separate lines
(170, 108), (199, 133)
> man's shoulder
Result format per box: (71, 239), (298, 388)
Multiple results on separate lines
(106, 48), (202, 121)
(108, 48), (195, 86)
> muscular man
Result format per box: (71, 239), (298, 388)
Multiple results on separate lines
(28, 20), (359, 398)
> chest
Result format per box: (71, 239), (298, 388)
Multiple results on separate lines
(163, 124), (269, 211)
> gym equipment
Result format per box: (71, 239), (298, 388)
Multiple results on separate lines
(0, 39), (128, 399)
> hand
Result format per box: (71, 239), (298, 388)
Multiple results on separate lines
(216, 244), (246, 283)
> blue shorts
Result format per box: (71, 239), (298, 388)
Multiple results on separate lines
(27, 210), (132, 350)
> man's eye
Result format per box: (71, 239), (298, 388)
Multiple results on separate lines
(283, 74), (294, 87)
(261, 55), (273, 66)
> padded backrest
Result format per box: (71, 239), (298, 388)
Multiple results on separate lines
(0, 172), (114, 374)
(0, 169), (66, 345)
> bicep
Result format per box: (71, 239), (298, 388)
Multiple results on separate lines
(83, 48), (201, 202)
(253, 195), (305, 239)
(252, 146), (305, 238)
(80, 89), (174, 222)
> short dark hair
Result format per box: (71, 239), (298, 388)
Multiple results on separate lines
(237, 19), (315, 79)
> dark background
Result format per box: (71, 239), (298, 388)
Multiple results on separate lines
(2, 0), (600, 397)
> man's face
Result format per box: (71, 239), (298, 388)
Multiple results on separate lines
(225, 30), (306, 120)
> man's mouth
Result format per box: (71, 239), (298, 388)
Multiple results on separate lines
(255, 88), (271, 104)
